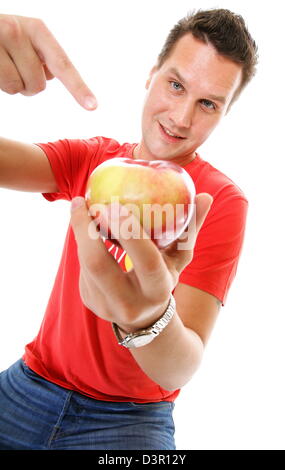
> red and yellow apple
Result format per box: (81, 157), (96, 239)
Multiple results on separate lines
(85, 157), (196, 248)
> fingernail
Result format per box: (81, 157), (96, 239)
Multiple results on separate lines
(84, 96), (97, 110)
(71, 197), (85, 212)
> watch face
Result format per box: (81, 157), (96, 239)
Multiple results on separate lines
(126, 333), (155, 348)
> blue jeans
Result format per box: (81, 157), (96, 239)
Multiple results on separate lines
(0, 359), (175, 450)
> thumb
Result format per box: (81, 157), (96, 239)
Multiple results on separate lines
(70, 196), (103, 258)
(70, 196), (91, 238)
(70, 196), (86, 213)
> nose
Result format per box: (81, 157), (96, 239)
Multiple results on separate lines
(169, 98), (195, 130)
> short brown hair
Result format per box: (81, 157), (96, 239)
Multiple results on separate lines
(157, 9), (258, 104)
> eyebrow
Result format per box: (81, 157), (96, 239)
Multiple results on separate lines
(167, 67), (226, 105)
(168, 67), (187, 86)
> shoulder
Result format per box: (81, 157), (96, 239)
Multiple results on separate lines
(77, 136), (136, 163)
(188, 155), (248, 207)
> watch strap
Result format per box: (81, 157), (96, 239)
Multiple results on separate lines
(112, 293), (176, 348)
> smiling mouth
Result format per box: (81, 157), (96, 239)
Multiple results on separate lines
(159, 123), (186, 140)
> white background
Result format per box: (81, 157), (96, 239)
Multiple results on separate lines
(0, 0), (284, 450)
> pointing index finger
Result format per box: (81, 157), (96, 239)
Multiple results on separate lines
(30, 20), (97, 110)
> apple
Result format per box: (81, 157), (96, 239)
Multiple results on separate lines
(85, 157), (196, 248)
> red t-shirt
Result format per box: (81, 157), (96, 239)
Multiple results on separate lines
(23, 136), (248, 403)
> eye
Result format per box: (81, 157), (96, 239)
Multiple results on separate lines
(200, 99), (216, 111)
(169, 81), (184, 92)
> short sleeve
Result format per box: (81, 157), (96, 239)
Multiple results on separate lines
(179, 191), (248, 305)
(35, 138), (100, 202)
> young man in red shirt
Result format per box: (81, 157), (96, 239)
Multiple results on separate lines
(0, 9), (257, 450)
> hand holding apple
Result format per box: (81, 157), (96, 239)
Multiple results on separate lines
(71, 180), (212, 328)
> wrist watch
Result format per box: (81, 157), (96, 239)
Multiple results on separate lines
(112, 294), (176, 348)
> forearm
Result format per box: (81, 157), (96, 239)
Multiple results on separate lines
(0, 137), (25, 189)
(0, 137), (57, 192)
(119, 311), (204, 391)
(80, 267), (205, 392)
(79, 255), (204, 390)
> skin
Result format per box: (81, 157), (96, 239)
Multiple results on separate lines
(0, 14), (97, 109)
(134, 34), (242, 166)
(0, 17), (244, 390)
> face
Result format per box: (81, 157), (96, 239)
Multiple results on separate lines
(134, 34), (242, 165)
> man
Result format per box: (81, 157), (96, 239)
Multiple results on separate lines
(0, 9), (258, 450)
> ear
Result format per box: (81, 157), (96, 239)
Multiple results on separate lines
(145, 65), (158, 89)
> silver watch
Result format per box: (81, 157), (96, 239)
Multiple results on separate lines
(112, 294), (176, 348)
